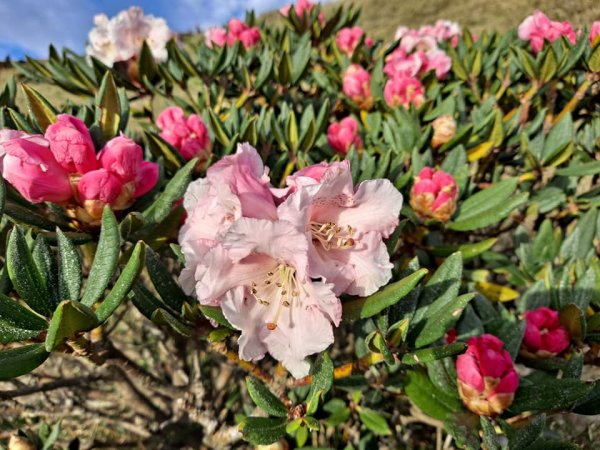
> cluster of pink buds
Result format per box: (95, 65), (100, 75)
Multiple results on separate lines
(156, 107), (212, 165)
(280, 0), (324, 24)
(410, 167), (458, 222)
(518, 11), (576, 54)
(0, 114), (158, 225)
(205, 18), (260, 50)
(342, 64), (374, 110)
(327, 117), (361, 155)
(522, 306), (570, 358)
(336, 26), (374, 56)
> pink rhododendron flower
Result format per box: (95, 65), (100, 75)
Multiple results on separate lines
(157, 106), (212, 162)
(280, 0), (324, 23)
(400, 33), (438, 55)
(278, 160), (403, 296)
(429, 20), (462, 42)
(86, 6), (172, 66)
(456, 334), (519, 416)
(45, 114), (99, 174)
(342, 65), (373, 110)
(522, 307), (570, 357)
(336, 27), (373, 55)
(384, 76), (425, 109)
(425, 48), (452, 79)
(410, 167), (457, 222)
(195, 218), (341, 378)
(518, 11), (576, 54)
(205, 19), (260, 49)
(384, 48), (426, 79)
(0, 134), (72, 203)
(327, 117), (361, 155)
(591, 21), (600, 45)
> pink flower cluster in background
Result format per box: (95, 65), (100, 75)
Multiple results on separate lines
(518, 11), (576, 54)
(178, 143), (403, 377)
(0, 115), (158, 225)
(280, 0), (324, 23)
(157, 107), (212, 163)
(522, 306), (570, 357)
(205, 19), (260, 49)
(456, 334), (519, 416)
(342, 64), (373, 110)
(86, 7), (173, 66)
(336, 26), (374, 56)
(592, 21), (600, 45)
(327, 116), (361, 155)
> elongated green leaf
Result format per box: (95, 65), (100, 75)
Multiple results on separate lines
(430, 238), (497, 260)
(414, 294), (475, 348)
(138, 158), (197, 232)
(480, 417), (500, 450)
(343, 269), (428, 320)
(145, 132), (185, 172)
(7, 227), (54, 317)
(21, 83), (57, 131)
(0, 293), (47, 343)
(0, 343), (49, 380)
(32, 235), (59, 306)
(358, 407), (391, 436)
(81, 207), (121, 307)
(199, 305), (233, 329)
(240, 417), (286, 446)
(556, 161), (600, 176)
(208, 109), (230, 146)
(95, 242), (145, 323)
(246, 376), (288, 417)
(145, 247), (186, 312)
(404, 370), (462, 421)
(45, 300), (98, 351)
(151, 308), (192, 336)
(509, 379), (592, 413)
(449, 191), (528, 231)
(95, 71), (121, 140)
(451, 178), (517, 222)
(56, 229), (81, 302)
(402, 343), (466, 365)
(306, 352), (334, 415)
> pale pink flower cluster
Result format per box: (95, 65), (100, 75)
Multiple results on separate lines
(518, 11), (576, 54)
(86, 7), (173, 66)
(205, 19), (260, 50)
(336, 27), (374, 56)
(178, 144), (403, 377)
(0, 115), (158, 224)
(156, 107), (212, 162)
(280, 0), (324, 23)
(395, 20), (462, 45)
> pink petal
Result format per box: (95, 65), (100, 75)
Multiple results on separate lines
(456, 353), (484, 392)
(134, 161), (159, 197)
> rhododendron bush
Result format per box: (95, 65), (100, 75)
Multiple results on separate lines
(1, 3), (600, 448)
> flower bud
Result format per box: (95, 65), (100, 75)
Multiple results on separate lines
(0, 134), (72, 203)
(522, 307), (570, 358)
(456, 334), (519, 416)
(77, 168), (124, 222)
(336, 27), (372, 56)
(409, 167), (457, 222)
(157, 106), (212, 162)
(205, 27), (227, 47)
(342, 65), (373, 110)
(327, 117), (361, 155)
(591, 21), (600, 45)
(45, 114), (98, 174)
(384, 76), (425, 109)
(431, 115), (457, 148)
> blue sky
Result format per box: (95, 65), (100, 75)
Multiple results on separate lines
(0, 0), (297, 60)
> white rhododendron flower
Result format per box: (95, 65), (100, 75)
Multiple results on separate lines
(86, 6), (173, 66)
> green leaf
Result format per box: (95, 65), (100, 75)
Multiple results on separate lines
(540, 47), (558, 82)
(278, 51), (293, 85)
(145, 132), (185, 172)
(556, 160), (600, 176)
(151, 308), (192, 336)
(306, 352), (334, 415)
(199, 305), (233, 329)
(291, 35), (311, 83)
(81, 207), (121, 307)
(414, 294), (475, 348)
(404, 370), (462, 421)
(144, 247), (186, 312)
(207, 109), (231, 146)
(504, 414), (545, 450)
(32, 236), (59, 307)
(480, 417), (500, 450)
(95, 242), (145, 323)
(240, 417), (286, 445)
(45, 300), (98, 351)
(430, 238), (497, 260)
(0, 344), (49, 380)
(21, 83), (57, 131)
(7, 226), (54, 317)
(358, 407), (391, 436)
(560, 208), (597, 259)
(0, 293), (47, 343)
(573, 380), (600, 415)
(401, 343), (466, 365)
(449, 179), (527, 231)
(542, 113), (573, 164)
(587, 44), (600, 72)
(246, 377), (288, 418)
(509, 379), (592, 413)
(56, 229), (81, 302)
(137, 157), (197, 233)
(95, 71), (121, 140)
(138, 41), (157, 83)
(343, 268), (428, 320)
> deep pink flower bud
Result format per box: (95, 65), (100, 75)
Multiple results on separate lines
(0, 134), (72, 203)
(522, 307), (570, 357)
(327, 117), (361, 155)
(45, 114), (98, 174)
(157, 107), (212, 162)
(336, 27), (372, 55)
(410, 167), (457, 222)
(591, 21), (600, 45)
(342, 65), (373, 110)
(239, 27), (260, 49)
(384, 76), (425, 109)
(77, 168), (124, 222)
(456, 334), (519, 416)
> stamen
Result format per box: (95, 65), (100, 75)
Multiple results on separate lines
(309, 221), (356, 250)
